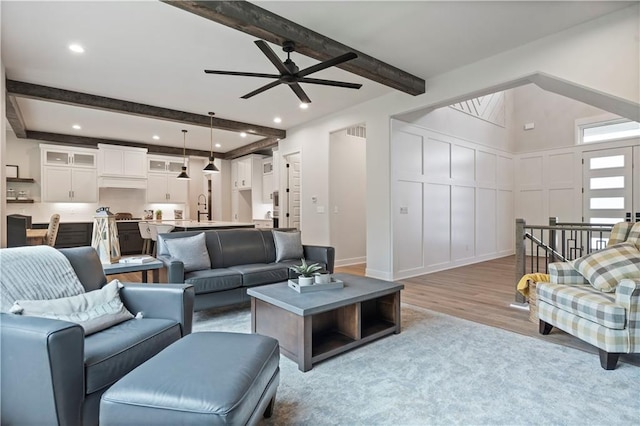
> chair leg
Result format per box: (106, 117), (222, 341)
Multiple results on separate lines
(539, 319), (553, 335)
(598, 349), (621, 370)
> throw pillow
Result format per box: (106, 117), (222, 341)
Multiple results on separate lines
(570, 242), (640, 292)
(10, 280), (134, 335)
(607, 222), (633, 247)
(164, 232), (211, 272)
(625, 222), (640, 249)
(273, 230), (304, 262)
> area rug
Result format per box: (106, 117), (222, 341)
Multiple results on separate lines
(194, 304), (639, 425)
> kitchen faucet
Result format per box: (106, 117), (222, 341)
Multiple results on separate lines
(197, 194), (208, 222)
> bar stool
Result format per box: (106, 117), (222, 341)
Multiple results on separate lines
(148, 224), (175, 257)
(138, 221), (153, 255)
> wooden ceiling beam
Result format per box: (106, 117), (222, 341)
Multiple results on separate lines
(221, 137), (278, 160)
(6, 79), (286, 139)
(5, 94), (27, 138)
(162, 0), (425, 96)
(25, 131), (212, 158)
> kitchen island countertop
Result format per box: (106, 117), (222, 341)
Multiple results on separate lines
(158, 220), (255, 230)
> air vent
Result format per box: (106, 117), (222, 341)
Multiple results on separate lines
(346, 125), (366, 139)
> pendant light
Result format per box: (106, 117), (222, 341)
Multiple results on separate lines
(176, 129), (191, 180)
(203, 112), (220, 174)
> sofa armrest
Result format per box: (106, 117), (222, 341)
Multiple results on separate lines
(157, 254), (185, 284)
(549, 262), (588, 285)
(616, 279), (640, 349)
(0, 314), (84, 426)
(303, 245), (335, 273)
(120, 284), (195, 336)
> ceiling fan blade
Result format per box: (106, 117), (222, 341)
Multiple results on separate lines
(297, 52), (358, 78)
(254, 40), (291, 75)
(298, 77), (362, 89)
(241, 80), (283, 99)
(290, 83), (311, 104)
(204, 70), (280, 79)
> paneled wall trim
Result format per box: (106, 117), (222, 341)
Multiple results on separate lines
(391, 120), (514, 280)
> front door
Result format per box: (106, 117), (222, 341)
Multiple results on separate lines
(582, 146), (636, 225)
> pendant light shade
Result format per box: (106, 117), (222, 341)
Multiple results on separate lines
(203, 112), (220, 174)
(177, 129), (191, 180)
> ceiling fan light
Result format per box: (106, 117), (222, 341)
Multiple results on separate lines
(299, 103), (309, 109)
(176, 166), (191, 180)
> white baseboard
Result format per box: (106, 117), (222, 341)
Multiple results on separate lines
(334, 256), (366, 267)
(365, 268), (394, 281)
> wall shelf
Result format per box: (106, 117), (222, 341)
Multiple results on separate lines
(7, 199), (35, 203)
(7, 177), (35, 183)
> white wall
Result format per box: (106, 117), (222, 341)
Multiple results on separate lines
(329, 128), (366, 266)
(278, 4), (640, 280)
(391, 116), (514, 279)
(512, 84), (610, 153)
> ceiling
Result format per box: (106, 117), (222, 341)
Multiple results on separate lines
(2, 1), (633, 155)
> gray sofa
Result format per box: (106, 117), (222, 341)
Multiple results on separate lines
(0, 246), (194, 426)
(157, 228), (335, 312)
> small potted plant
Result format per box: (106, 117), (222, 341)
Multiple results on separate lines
(155, 210), (163, 221)
(290, 258), (322, 286)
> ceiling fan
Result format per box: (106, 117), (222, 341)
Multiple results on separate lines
(204, 40), (362, 104)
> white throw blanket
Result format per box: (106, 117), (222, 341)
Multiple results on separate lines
(0, 246), (85, 313)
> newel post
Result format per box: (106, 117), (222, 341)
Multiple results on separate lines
(515, 218), (526, 304)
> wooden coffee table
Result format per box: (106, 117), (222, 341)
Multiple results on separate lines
(247, 273), (404, 372)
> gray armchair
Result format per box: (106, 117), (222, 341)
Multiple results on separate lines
(0, 246), (195, 426)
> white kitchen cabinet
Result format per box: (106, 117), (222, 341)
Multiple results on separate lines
(41, 144), (98, 202)
(98, 144), (147, 178)
(233, 157), (253, 190)
(146, 155), (188, 203)
(262, 158), (274, 203)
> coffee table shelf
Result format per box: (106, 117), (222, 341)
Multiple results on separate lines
(248, 273), (404, 372)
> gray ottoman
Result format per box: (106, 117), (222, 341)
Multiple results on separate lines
(100, 332), (280, 425)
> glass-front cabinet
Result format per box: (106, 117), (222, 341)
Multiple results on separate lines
(40, 144), (98, 202)
(146, 155), (188, 203)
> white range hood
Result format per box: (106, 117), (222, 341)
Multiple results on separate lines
(98, 144), (148, 189)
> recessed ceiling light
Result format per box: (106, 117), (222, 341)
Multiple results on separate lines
(72, 124), (81, 130)
(68, 44), (84, 53)
(152, 135), (160, 140)
(215, 143), (221, 148)
(240, 132), (247, 138)
(299, 103), (309, 110)
(273, 117), (282, 124)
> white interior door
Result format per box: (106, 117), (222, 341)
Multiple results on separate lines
(285, 153), (301, 230)
(582, 147), (634, 224)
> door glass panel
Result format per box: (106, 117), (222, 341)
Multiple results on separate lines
(589, 155), (624, 170)
(73, 153), (95, 167)
(590, 217), (625, 225)
(590, 197), (624, 209)
(590, 176), (624, 190)
(167, 161), (183, 173)
(149, 160), (166, 172)
(46, 151), (70, 165)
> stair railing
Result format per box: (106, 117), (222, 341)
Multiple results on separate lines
(514, 217), (615, 303)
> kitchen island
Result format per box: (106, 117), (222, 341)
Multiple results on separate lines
(158, 220), (255, 231)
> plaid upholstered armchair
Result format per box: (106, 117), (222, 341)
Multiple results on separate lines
(536, 222), (640, 370)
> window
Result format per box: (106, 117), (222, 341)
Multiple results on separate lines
(580, 119), (640, 144)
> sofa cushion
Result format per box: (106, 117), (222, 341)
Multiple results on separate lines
(164, 233), (211, 273)
(537, 283), (626, 329)
(84, 318), (181, 394)
(10, 280), (134, 336)
(184, 268), (243, 295)
(571, 242), (640, 292)
(273, 230), (303, 262)
(607, 222), (634, 247)
(228, 263), (290, 287)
